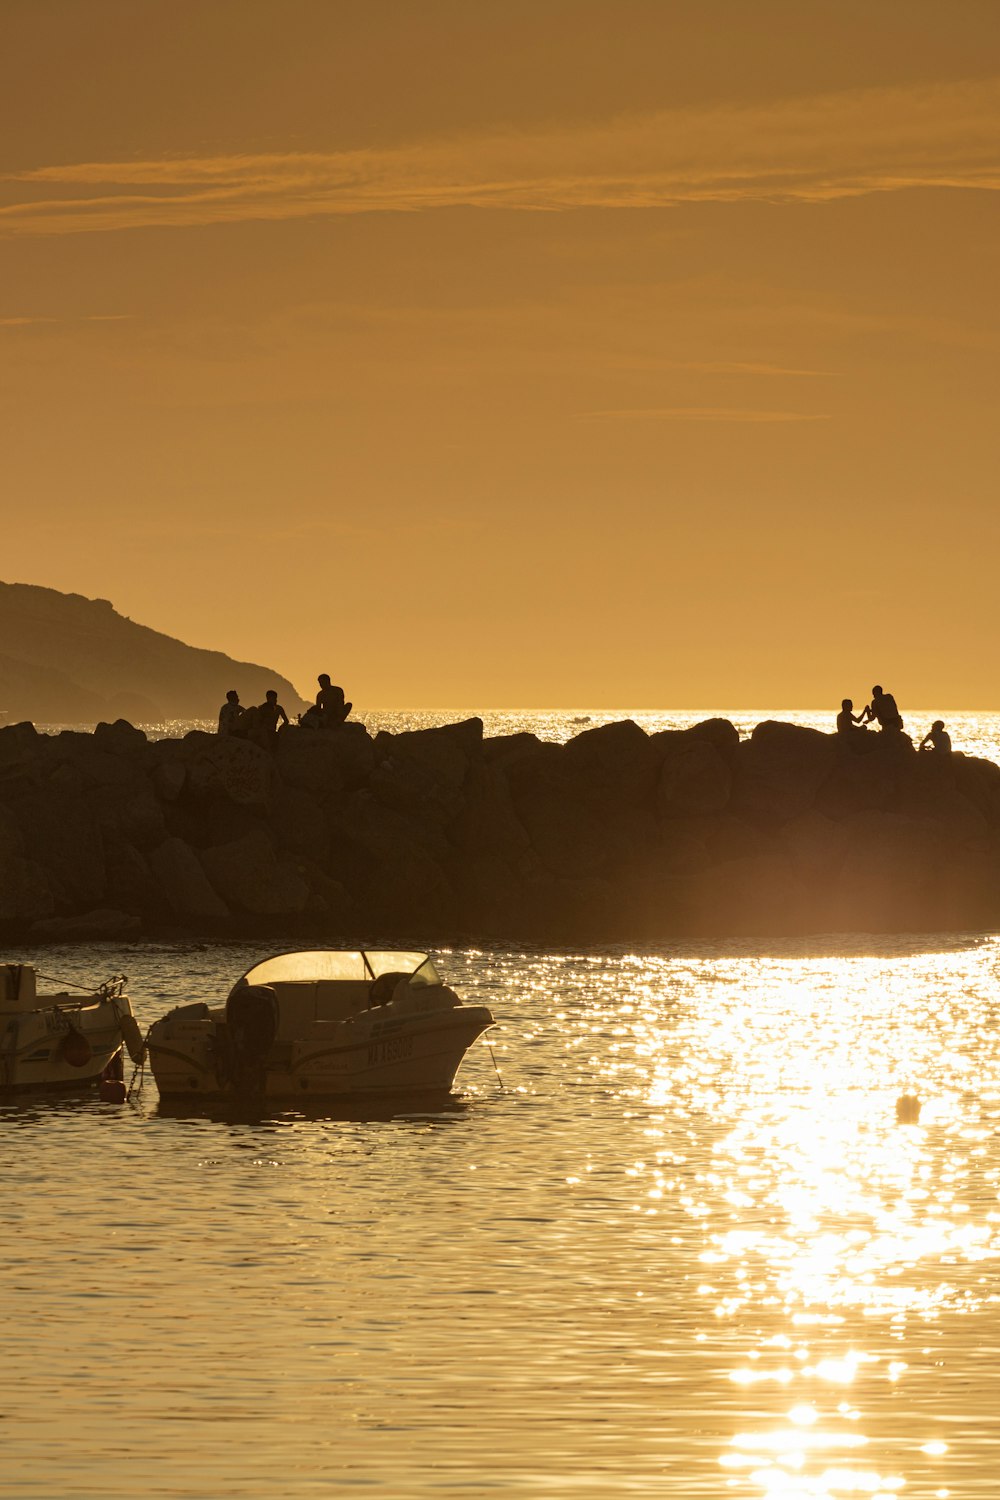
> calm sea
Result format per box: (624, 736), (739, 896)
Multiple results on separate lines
(4, 711), (1000, 1498)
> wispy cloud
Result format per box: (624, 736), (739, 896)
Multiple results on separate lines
(2, 78), (999, 237)
(0, 313), (132, 326)
(579, 407), (831, 423)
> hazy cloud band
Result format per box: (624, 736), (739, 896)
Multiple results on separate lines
(3, 78), (999, 236)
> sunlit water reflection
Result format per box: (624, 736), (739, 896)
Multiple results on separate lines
(4, 935), (1000, 1497)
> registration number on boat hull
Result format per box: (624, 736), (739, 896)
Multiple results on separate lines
(367, 1035), (414, 1066)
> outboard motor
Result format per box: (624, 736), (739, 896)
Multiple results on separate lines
(222, 984), (279, 1095)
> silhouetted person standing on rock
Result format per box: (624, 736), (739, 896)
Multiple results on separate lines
(316, 673), (352, 728)
(256, 689), (289, 751)
(859, 685), (904, 733)
(920, 719), (952, 754)
(217, 690), (244, 736)
(836, 698), (865, 735)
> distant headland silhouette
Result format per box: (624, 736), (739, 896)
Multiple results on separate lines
(0, 580), (308, 725)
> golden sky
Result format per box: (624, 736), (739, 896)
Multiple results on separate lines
(2, 1), (998, 708)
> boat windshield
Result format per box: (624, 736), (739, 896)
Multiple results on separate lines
(363, 951), (439, 984)
(238, 950), (437, 989)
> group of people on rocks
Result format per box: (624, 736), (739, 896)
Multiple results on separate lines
(836, 685), (951, 755)
(217, 673), (352, 750)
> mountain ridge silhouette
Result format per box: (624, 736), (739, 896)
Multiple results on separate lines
(0, 580), (308, 724)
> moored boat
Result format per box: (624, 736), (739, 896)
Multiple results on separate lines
(147, 949), (495, 1101)
(0, 964), (140, 1093)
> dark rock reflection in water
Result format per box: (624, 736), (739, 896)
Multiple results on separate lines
(3, 935), (1000, 1497)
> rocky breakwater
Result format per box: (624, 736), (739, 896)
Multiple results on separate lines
(2, 715), (1000, 943)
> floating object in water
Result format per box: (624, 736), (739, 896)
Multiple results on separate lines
(895, 1093), (922, 1124)
(99, 1078), (128, 1103)
(147, 948), (495, 1101)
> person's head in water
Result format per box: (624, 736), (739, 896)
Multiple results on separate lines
(226, 689), (239, 704)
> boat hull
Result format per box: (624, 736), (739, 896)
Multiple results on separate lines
(148, 1004), (495, 1101)
(1, 998), (129, 1093)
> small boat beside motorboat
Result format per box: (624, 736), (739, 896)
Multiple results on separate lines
(1, 963), (140, 1093)
(146, 949), (495, 1102)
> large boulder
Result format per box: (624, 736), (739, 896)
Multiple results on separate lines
(103, 837), (169, 921)
(733, 721), (836, 823)
(29, 908), (141, 940)
(562, 719), (659, 810)
(8, 785), (107, 910)
(448, 764), (530, 858)
(327, 793), (455, 929)
(0, 813), (54, 923)
(186, 736), (272, 805)
(200, 830), (310, 916)
(149, 836), (229, 918)
(270, 782), (329, 861)
(657, 737), (732, 817)
(93, 719), (148, 755)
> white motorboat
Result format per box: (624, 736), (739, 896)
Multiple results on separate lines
(147, 949), (495, 1101)
(1, 964), (140, 1093)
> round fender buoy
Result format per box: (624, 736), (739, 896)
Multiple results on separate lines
(99, 1079), (128, 1103)
(119, 1014), (145, 1064)
(60, 1027), (93, 1068)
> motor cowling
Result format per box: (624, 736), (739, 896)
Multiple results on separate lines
(225, 984), (279, 1057)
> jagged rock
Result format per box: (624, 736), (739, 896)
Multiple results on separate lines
(274, 728), (349, 799)
(93, 719), (147, 755)
(7, 786), (106, 910)
(372, 719), (480, 812)
(686, 718), (741, 755)
(448, 764), (530, 858)
(0, 808), (54, 923)
(104, 838), (168, 920)
(200, 830), (309, 916)
(270, 782), (329, 861)
(449, 852), (525, 934)
(0, 721), (40, 765)
(327, 793), (455, 928)
(779, 808), (850, 878)
(29, 907), (141, 939)
(151, 759), (187, 802)
(484, 731), (545, 767)
(657, 738), (732, 817)
(149, 836), (229, 918)
(733, 721), (836, 823)
(187, 736), (272, 805)
(816, 741), (896, 819)
(562, 719), (658, 809)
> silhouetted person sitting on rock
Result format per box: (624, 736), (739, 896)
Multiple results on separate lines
(919, 719), (952, 754)
(217, 689), (244, 736)
(316, 673), (352, 728)
(254, 690), (289, 751)
(836, 698), (866, 735)
(859, 684), (904, 733)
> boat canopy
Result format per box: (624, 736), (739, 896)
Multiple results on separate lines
(238, 950), (441, 990)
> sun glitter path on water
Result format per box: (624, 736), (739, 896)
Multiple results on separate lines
(610, 943), (1000, 1497)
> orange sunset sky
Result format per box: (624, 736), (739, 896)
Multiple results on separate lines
(2, 1), (998, 708)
